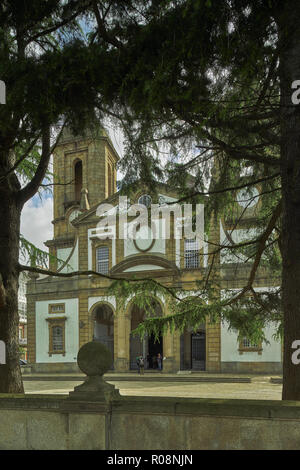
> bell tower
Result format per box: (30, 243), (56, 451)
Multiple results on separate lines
(45, 127), (119, 266)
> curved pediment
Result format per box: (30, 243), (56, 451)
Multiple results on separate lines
(110, 254), (180, 276)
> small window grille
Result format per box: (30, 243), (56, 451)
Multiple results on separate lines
(184, 239), (199, 269)
(49, 303), (65, 314)
(96, 246), (109, 274)
(242, 338), (258, 348)
(52, 326), (63, 351)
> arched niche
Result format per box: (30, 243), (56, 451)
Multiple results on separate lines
(92, 303), (114, 369)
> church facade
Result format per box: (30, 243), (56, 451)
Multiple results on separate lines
(27, 129), (282, 374)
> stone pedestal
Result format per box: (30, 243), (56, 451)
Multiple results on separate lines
(68, 341), (121, 402)
(114, 357), (129, 371)
(163, 357), (176, 373)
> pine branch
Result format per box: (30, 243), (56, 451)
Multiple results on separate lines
(18, 264), (182, 301)
(18, 121), (67, 205)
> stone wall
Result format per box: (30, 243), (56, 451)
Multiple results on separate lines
(221, 361), (283, 374)
(1, 393), (300, 450)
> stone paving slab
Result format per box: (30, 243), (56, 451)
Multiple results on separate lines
(270, 377), (283, 384)
(22, 375), (252, 383)
(23, 377), (283, 400)
(22, 372), (255, 383)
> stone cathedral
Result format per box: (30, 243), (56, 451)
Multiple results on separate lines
(27, 128), (282, 374)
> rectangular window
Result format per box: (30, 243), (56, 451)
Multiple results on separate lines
(49, 303), (65, 314)
(52, 326), (63, 351)
(96, 246), (109, 274)
(47, 317), (66, 356)
(242, 337), (257, 348)
(239, 336), (262, 355)
(184, 239), (200, 269)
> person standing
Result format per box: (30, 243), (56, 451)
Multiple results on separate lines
(136, 355), (141, 374)
(157, 353), (162, 370)
(139, 356), (145, 375)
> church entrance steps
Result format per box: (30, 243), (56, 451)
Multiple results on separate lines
(270, 377), (283, 384)
(21, 372), (252, 383)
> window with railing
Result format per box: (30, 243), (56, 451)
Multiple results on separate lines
(239, 336), (262, 355)
(52, 326), (63, 351)
(184, 239), (200, 269)
(96, 246), (109, 274)
(242, 338), (257, 348)
(47, 317), (66, 356)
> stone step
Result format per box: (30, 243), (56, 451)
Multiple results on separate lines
(22, 374), (251, 383)
(270, 377), (283, 384)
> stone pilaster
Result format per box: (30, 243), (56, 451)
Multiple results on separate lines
(26, 293), (36, 364)
(79, 292), (90, 348)
(115, 308), (130, 371)
(206, 318), (221, 372)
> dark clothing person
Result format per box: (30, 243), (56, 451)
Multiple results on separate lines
(139, 356), (144, 375)
(157, 353), (162, 370)
(136, 356), (141, 373)
(136, 355), (144, 374)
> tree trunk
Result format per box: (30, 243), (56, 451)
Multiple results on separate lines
(0, 187), (23, 393)
(278, 1), (300, 400)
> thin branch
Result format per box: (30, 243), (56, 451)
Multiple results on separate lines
(40, 179), (75, 188)
(24, 2), (93, 46)
(172, 173), (280, 204)
(201, 128), (280, 166)
(18, 264), (182, 301)
(92, 0), (123, 49)
(18, 121), (67, 205)
(225, 201), (282, 306)
(0, 134), (41, 183)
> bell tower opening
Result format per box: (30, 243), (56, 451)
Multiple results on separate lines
(74, 160), (82, 202)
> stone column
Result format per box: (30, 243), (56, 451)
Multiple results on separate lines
(163, 303), (180, 374)
(205, 208), (221, 372)
(115, 309), (130, 371)
(163, 329), (175, 372)
(162, 301), (180, 373)
(206, 318), (221, 372)
(172, 330), (181, 371)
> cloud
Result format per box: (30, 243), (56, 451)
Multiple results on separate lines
(20, 196), (53, 254)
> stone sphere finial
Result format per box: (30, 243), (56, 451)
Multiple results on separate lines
(77, 341), (112, 377)
(69, 341), (120, 402)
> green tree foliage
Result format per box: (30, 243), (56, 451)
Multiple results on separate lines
(2, 0), (300, 399)
(82, 0), (282, 344)
(82, 1), (300, 399)
(0, 0), (120, 392)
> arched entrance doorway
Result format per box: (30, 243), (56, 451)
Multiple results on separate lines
(130, 299), (163, 370)
(180, 324), (206, 371)
(93, 303), (114, 369)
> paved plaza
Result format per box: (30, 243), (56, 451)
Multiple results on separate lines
(23, 375), (283, 400)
